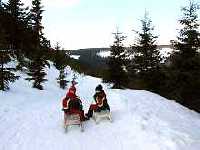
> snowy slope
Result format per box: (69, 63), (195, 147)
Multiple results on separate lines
(0, 65), (200, 150)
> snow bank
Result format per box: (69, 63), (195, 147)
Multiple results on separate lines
(0, 64), (200, 150)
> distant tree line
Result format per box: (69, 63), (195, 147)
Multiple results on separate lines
(68, 48), (110, 78)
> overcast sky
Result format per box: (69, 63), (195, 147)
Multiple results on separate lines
(4, 0), (192, 49)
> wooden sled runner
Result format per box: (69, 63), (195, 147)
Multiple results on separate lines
(93, 110), (112, 124)
(64, 113), (84, 132)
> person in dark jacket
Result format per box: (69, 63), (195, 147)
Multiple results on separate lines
(86, 84), (110, 119)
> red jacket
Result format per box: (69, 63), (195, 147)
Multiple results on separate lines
(62, 85), (77, 109)
(62, 86), (85, 121)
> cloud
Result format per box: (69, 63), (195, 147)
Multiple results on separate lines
(20, 0), (80, 8)
(42, 0), (80, 8)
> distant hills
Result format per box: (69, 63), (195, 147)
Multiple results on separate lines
(67, 45), (172, 56)
(65, 45), (172, 71)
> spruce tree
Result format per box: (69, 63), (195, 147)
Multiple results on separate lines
(105, 29), (128, 88)
(53, 42), (69, 89)
(26, 49), (49, 90)
(25, 0), (49, 90)
(6, 0), (28, 21)
(0, 14), (8, 49)
(4, 0), (30, 70)
(131, 12), (161, 89)
(5, 0), (29, 49)
(0, 49), (19, 91)
(0, 5), (19, 91)
(167, 0), (200, 111)
(31, 0), (44, 48)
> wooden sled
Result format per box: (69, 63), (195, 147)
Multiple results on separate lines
(64, 113), (84, 132)
(93, 110), (112, 124)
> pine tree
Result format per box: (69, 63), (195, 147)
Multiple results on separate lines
(53, 42), (69, 89)
(0, 4), (19, 91)
(26, 50), (49, 90)
(133, 12), (161, 73)
(167, 0), (200, 111)
(0, 10), (8, 50)
(4, 0), (30, 71)
(130, 12), (162, 89)
(31, 0), (44, 48)
(25, 0), (49, 90)
(5, 0), (29, 49)
(6, 0), (28, 21)
(0, 49), (19, 91)
(105, 29), (128, 88)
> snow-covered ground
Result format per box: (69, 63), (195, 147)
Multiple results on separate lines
(0, 65), (200, 150)
(97, 51), (111, 58)
(70, 55), (80, 60)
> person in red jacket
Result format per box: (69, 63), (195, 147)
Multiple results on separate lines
(62, 81), (87, 122)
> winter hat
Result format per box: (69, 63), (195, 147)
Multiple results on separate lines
(95, 84), (103, 92)
(66, 86), (76, 98)
(71, 80), (78, 86)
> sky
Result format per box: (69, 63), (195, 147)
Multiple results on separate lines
(4, 0), (192, 49)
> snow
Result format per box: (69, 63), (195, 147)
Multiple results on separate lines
(70, 55), (80, 60)
(0, 64), (200, 150)
(160, 48), (173, 59)
(97, 51), (111, 58)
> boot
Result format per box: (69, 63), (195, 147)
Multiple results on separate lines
(83, 115), (89, 121)
(85, 109), (93, 118)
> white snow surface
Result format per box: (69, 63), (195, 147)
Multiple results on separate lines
(97, 51), (111, 58)
(0, 65), (200, 150)
(70, 55), (80, 60)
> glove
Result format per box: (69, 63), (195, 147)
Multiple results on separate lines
(95, 107), (101, 112)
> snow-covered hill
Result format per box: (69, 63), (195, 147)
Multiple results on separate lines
(0, 65), (200, 150)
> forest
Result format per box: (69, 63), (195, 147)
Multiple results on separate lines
(0, 0), (200, 112)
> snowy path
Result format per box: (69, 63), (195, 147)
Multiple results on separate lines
(0, 67), (200, 150)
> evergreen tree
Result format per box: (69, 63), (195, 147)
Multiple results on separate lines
(0, 5), (19, 91)
(105, 29), (128, 88)
(53, 42), (69, 89)
(26, 50), (49, 90)
(130, 12), (162, 89)
(25, 0), (49, 90)
(0, 12), (8, 50)
(5, 0), (29, 49)
(166, 0), (200, 111)
(55, 42), (61, 51)
(6, 0), (28, 21)
(30, 0), (44, 48)
(0, 49), (19, 91)
(4, 0), (31, 70)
